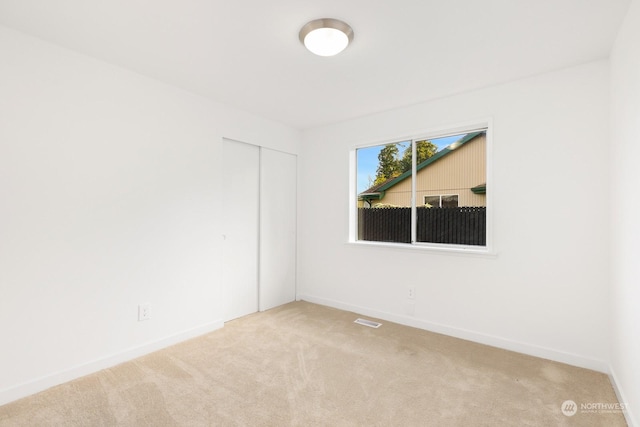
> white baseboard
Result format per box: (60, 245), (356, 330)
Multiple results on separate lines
(298, 294), (609, 373)
(609, 367), (637, 427)
(0, 319), (224, 407)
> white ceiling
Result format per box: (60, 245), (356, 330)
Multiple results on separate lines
(0, 0), (631, 129)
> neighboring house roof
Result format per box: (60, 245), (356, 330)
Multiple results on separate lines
(358, 181), (388, 200)
(471, 183), (486, 194)
(359, 131), (486, 201)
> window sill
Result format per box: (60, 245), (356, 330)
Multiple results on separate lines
(346, 240), (498, 258)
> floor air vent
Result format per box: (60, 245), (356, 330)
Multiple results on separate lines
(354, 318), (382, 328)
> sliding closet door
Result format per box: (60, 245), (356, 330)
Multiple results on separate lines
(259, 148), (297, 311)
(222, 139), (259, 321)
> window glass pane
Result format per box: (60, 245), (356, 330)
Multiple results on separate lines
(416, 132), (486, 246)
(441, 195), (459, 208)
(357, 141), (412, 243)
(355, 128), (487, 248)
(424, 196), (440, 208)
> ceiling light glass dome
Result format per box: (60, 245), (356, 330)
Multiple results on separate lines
(299, 18), (354, 57)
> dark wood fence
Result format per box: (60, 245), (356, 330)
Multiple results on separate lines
(358, 207), (486, 246)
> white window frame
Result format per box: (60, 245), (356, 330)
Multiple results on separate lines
(349, 120), (494, 256)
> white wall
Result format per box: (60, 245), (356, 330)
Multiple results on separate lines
(299, 61), (611, 371)
(0, 25), (299, 404)
(610, 1), (640, 425)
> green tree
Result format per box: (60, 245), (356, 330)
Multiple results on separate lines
(398, 140), (438, 173)
(374, 144), (401, 185)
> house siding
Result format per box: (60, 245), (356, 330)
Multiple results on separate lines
(372, 134), (486, 207)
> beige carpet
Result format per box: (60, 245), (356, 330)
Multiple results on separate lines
(0, 301), (627, 426)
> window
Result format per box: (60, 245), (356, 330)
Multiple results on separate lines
(354, 127), (488, 249)
(424, 195), (458, 208)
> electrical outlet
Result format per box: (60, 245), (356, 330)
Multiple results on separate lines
(408, 287), (416, 299)
(138, 303), (151, 321)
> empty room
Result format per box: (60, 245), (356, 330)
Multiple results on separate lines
(0, 0), (638, 426)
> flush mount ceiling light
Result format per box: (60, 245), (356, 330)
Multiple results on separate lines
(299, 18), (354, 57)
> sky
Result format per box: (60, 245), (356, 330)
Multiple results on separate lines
(357, 134), (465, 193)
